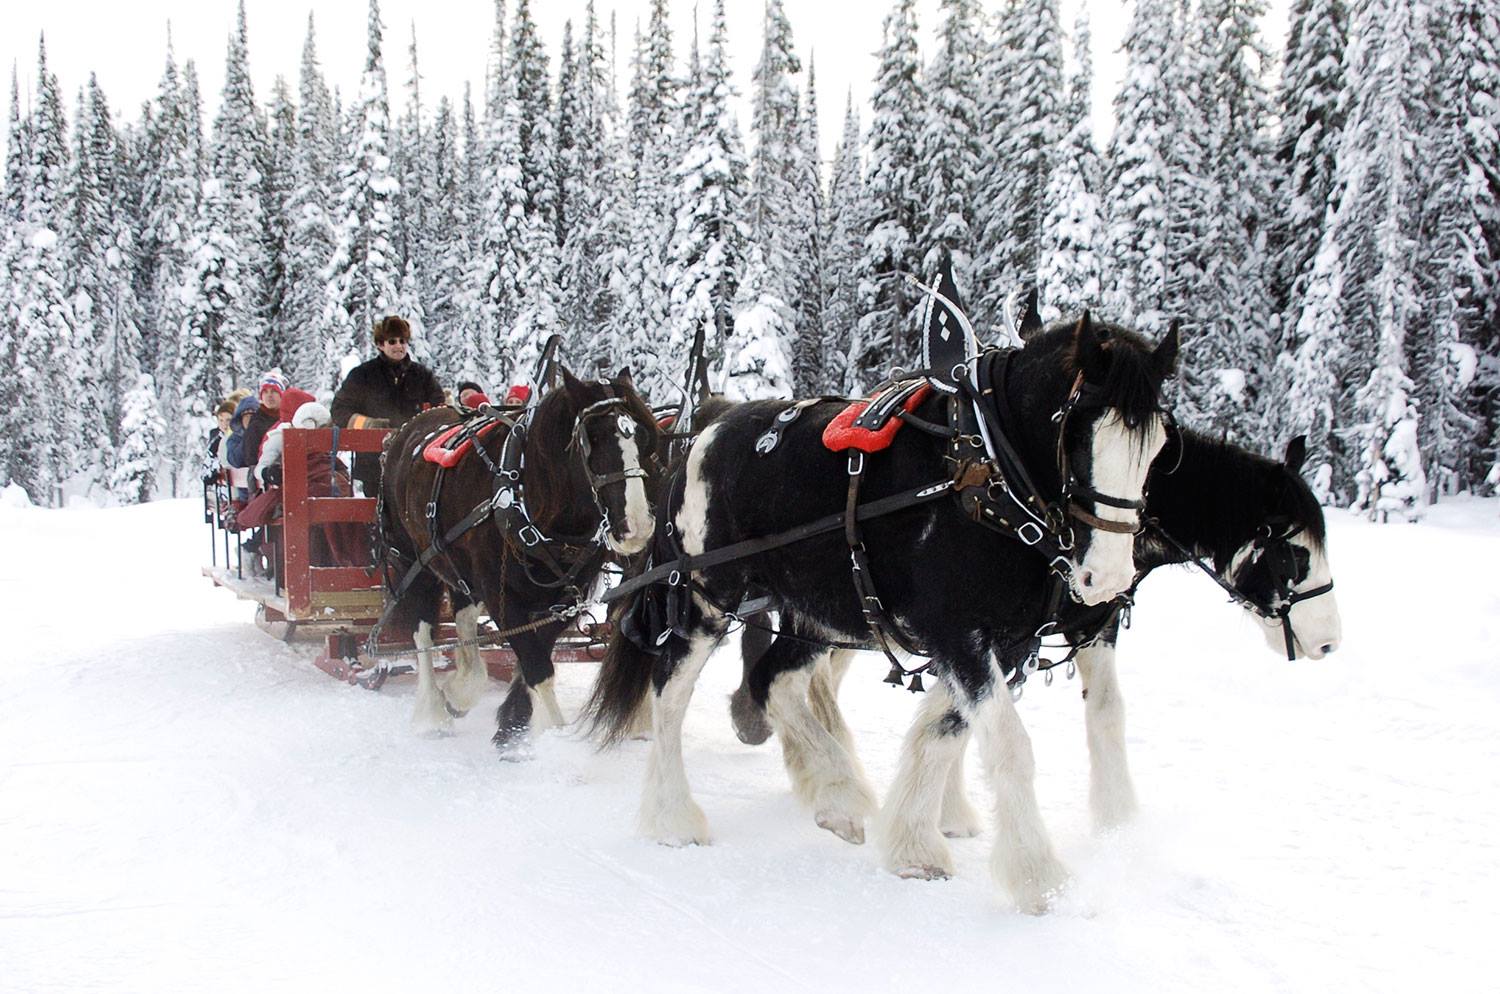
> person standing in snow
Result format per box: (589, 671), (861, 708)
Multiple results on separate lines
(331, 316), (444, 495)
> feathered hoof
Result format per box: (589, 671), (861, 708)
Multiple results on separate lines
(940, 812), (983, 839)
(729, 687), (773, 746)
(491, 725), (534, 761)
(1006, 861), (1069, 916)
(411, 699), (455, 737)
(895, 863), (951, 881)
(641, 800), (711, 847)
(815, 810), (866, 845)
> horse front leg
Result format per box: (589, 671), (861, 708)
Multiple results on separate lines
(728, 612), (775, 745)
(406, 582), (454, 735)
(753, 635), (877, 845)
(441, 600), (490, 716)
(970, 659), (1068, 915)
(642, 625), (724, 846)
(1076, 639), (1138, 830)
(492, 617), (568, 758)
(875, 680), (968, 878)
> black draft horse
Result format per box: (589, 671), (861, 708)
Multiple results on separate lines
(380, 368), (660, 751)
(588, 316), (1178, 913)
(731, 427), (1344, 884)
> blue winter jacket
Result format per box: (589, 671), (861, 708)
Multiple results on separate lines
(226, 397), (260, 468)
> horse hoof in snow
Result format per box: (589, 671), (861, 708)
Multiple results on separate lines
(815, 811), (866, 845)
(896, 863), (951, 882)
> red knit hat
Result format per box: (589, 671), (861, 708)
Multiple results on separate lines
(278, 388), (315, 425)
(504, 384), (531, 406)
(259, 369), (288, 396)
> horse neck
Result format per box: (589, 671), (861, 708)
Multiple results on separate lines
(521, 399), (598, 536)
(1148, 431), (1283, 570)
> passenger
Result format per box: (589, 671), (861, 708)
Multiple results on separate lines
(457, 380), (490, 408)
(203, 399), (236, 481)
(331, 316), (444, 495)
(502, 384), (531, 409)
(253, 388), (317, 488)
(241, 370), (288, 472)
(225, 395), (260, 471)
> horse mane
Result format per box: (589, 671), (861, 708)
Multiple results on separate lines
(1157, 429), (1328, 565)
(1066, 320), (1169, 432)
(521, 382), (593, 531)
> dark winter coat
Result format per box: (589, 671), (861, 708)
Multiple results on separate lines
(331, 353), (445, 492)
(240, 408), (279, 474)
(225, 396), (260, 469)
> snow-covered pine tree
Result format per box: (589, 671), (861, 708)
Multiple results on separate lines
(282, 15), (339, 390)
(1181, 0), (1278, 444)
(727, 243), (795, 399)
(262, 76), (296, 373)
(325, 0), (402, 378)
(1103, 0), (1175, 332)
(1332, 0), (1431, 517)
(975, 0), (1062, 314)
(209, 0), (269, 378)
(13, 38), (79, 504)
(392, 25), (429, 358)
(1271, 0), (1348, 347)
(822, 95), (865, 392)
(0, 69), (26, 487)
(788, 59), (827, 395)
(916, 0), (982, 287)
(473, 89), (529, 381)
(1408, 0), (1486, 495)
(110, 372), (165, 503)
(1037, 9), (1103, 322)
(1448, 0), (1500, 481)
(137, 44), (198, 377)
(421, 96), (471, 385)
(618, 8), (677, 391)
(853, 0), (923, 384)
(666, 0), (747, 390)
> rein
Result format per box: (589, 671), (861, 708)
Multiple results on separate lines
(1146, 519), (1335, 661)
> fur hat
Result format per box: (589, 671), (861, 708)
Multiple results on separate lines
(259, 369), (289, 396)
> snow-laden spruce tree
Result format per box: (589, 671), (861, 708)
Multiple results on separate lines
(1181, 0), (1277, 445)
(975, 0), (1062, 313)
(111, 373), (165, 503)
(473, 90), (529, 382)
(209, 0), (269, 377)
(0, 70), (25, 488)
(726, 243), (794, 400)
(916, 0), (982, 288)
(854, 0), (923, 383)
(1334, 0), (1430, 517)
(821, 96), (864, 393)
(1271, 0), (1348, 346)
(391, 27), (431, 361)
(1103, 0), (1175, 332)
(1037, 9), (1103, 322)
(666, 0), (747, 392)
(138, 46), (199, 382)
(281, 17), (340, 391)
(12, 39), (80, 505)
(325, 0), (402, 374)
(421, 96), (472, 385)
(788, 60), (827, 395)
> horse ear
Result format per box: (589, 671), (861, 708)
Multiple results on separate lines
(1284, 435), (1308, 475)
(615, 366), (634, 387)
(1017, 288), (1043, 340)
(1072, 310), (1107, 376)
(1153, 319), (1182, 378)
(560, 366), (590, 404)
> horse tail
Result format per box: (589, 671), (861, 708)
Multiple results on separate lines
(583, 604), (657, 748)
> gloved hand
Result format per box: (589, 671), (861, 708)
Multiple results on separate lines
(262, 465), (283, 488)
(352, 415), (391, 429)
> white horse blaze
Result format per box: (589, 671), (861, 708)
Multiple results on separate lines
(605, 434), (653, 556)
(1259, 534), (1342, 659)
(1072, 413), (1166, 605)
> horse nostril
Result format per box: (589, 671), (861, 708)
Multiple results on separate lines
(1076, 569), (1095, 589)
(1319, 642), (1337, 656)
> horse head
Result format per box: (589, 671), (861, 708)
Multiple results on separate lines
(527, 367), (662, 556)
(1016, 312), (1179, 605)
(1222, 436), (1343, 659)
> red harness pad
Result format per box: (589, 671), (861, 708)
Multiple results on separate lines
(822, 384), (933, 453)
(422, 419), (503, 468)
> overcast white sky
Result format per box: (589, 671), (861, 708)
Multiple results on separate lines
(2, 0), (1288, 173)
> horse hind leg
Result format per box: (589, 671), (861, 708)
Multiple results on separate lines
(728, 613), (774, 745)
(875, 681), (968, 879)
(938, 742), (982, 839)
(758, 637), (877, 845)
(441, 600), (490, 716)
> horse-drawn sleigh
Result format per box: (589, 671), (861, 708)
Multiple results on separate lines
(202, 271), (1342, 912)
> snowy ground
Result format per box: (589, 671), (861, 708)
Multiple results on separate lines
(2, 496), (1498, 994)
